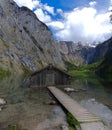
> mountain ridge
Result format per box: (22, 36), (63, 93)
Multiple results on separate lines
(58, 41), (94, 65)
(0, 0), (65, 77)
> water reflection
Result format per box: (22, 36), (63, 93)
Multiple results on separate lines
(80, 99), (112, 128)
(70, 79), (112, 109)
(0, 76), (112, 129)
(69, 78), (112, 129)
(0, 76), (54, 130)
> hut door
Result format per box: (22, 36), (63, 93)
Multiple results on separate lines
(46, 73), (55, 86)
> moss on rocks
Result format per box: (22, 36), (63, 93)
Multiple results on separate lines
(0, 68), (11, 80)
(8, 124), (28, 130)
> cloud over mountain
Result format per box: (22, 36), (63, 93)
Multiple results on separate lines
(14, 0), (112, 43)
(50, 6), (112, 43)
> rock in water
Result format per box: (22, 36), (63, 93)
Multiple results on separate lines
(64, 87), (75, 92)
(61, 125), (69, 130)
(0, 98), (6, 105)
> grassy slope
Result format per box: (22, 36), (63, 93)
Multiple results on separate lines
(66, 57), (112, 83)
(66, 61), (101, 77)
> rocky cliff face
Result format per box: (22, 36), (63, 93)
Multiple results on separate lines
(95, 37), (112, 80)
(0, 0), (111, 79)
(58, 41), (94, 65)
(0, 0), (64, 76)
(88, 37), (112, 64)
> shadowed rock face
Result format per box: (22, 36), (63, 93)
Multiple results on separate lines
(95, 37), (112, 79)
(58, 41), (94, 65)
(58, 37), (112, 68)
(0, 0), (65, 75)
(88, 37), (112, 64)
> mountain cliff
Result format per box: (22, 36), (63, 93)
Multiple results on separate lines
(59, 38), (112, 82)
(0, 0), (111, 81)
(95, 37), (112, 81)
(58, 41), (93, 65)
(0, 0), (64, 77)
(88, 37), (112, 64)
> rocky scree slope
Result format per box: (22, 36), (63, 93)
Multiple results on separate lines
(0, 0), (64, 76)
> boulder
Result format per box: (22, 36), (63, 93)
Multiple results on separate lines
(64, 88), (75, 92)
(61, 125), (68, 130)
(0, 98), (6, 105)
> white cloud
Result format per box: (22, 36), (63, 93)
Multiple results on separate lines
(14, 0), (53, 23)
(34, 9), (51, 23)
(50, 6), (112, 43)
(13, 0), (39, 10)
(89, 1), (97, 7)
(43, 4), (55, 15)
(14, 0), (112, 43)
(109, 0), (112, 10)
(109, 6), (112, 11)
(57, 9), (63, 15)
(48, 21), (64, 30)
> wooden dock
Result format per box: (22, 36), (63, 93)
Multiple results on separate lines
(48, 86), (108, 130)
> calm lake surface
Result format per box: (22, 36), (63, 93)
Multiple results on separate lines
(0, 76), (112, 129)
(69, 79), (112, 129)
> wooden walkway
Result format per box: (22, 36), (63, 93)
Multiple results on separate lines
(48, 86), (108, 130)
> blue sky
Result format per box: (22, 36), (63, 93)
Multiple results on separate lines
(14, 0), (112, 43)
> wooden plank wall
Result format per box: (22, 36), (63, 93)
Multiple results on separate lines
(30, 68), (70, 87)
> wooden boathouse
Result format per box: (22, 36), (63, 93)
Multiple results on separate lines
(22, 65), (107, 130)
(22, 64), (72, 87)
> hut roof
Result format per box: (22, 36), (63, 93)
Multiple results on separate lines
(30, 64), (72, 77)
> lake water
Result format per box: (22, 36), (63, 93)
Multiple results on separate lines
(69, 79), (112, 129)
(0, 76), (112, 130)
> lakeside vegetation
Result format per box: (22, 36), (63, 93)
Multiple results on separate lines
(65, 61), (100, 78)
(65, 60), (112, 83)
(8, 125), (27, 130)
(67, 112), (80, 130)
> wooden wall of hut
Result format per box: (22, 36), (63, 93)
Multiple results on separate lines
(30, 67), (71, 87)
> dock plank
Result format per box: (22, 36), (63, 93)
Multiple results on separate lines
(48, 86), (100, 122)
(48, 86), (109, 130)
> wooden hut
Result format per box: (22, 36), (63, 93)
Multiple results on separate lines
(23, 64), (72, 87)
